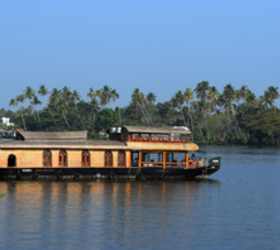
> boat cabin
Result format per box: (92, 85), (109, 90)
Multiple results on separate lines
(108, 126), (198, 168)
(0, 126), (199, 170)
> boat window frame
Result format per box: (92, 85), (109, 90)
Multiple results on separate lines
(118, 150), (126, 167)
(104, 150), (113, 167)
(43, 150), (52, 167)
(58, 149), (68, 167)
(82, 150), (90, 167)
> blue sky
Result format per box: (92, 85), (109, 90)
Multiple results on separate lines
(1, 0), (279, 109)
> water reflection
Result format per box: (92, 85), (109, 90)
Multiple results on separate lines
(5, 176), (275, 250)
(0, 179), (219, 245)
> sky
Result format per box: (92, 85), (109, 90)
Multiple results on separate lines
(1, 0), (280, 110)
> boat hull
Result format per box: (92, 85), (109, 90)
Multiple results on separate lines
(0, 158), (220, 180)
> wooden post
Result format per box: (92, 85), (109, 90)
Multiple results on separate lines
(129, 134), (132, 141)
(163, 151), (166, 169)
(169, 135), (171, 143)
(127, 151), (131, 167)
(186, 152), (189, 168)
(149, 134), (151, 142)
(138, 151), (142, 168)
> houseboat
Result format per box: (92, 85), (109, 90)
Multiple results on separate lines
(0, 126), (221, 180)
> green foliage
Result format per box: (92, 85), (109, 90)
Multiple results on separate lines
(4, 84), (280, 146)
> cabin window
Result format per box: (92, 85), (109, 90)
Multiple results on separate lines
(82, 150), (90, 166)
(104, 151), (112, 167)
(59, 150), (67, 167)
(43, 150), (52, 167)
(166, 153), (186, 168)
(131, 134), (149, 142)
(141, 152), (163, 167)
(170, 134), (188, 143)
(151, 134), (169, 142)
(8, 154), (16, 167)
(118, 151), (126, 167)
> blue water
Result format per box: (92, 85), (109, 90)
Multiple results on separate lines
(0, 147), (279, 250)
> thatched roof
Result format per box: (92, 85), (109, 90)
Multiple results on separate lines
(0, 140), (126, 150)
(121, 126), (191, 135)
(16, 130), (87, 141)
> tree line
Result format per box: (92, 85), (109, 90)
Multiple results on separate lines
(2, 81), (280, 146)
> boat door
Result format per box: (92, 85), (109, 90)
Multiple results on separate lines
(131, 150), (140, 167)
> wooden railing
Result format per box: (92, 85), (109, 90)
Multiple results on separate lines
(130, 136), (189, 143)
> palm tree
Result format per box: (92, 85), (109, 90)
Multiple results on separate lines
(31, 96), (42, 130)
(9, 99), (18, 114)
(130, 88), (152, 125)
(87, 88), (95, 100)
(93, 89), (101, 99)
(72, 90), (84, 130)
(194, 81), (210, 101)
(61, 86), (71, 101)
(184, 88), (194, 111)
(50, 88), (61, 103)
(208, 87), (219, 115)
(61, 87), (72, 103)
(146, 92), (156, 104)
(16, 94), (27, 131)
(99, 85), (112, 107)
(88, 98), (100, 122)
(131, 88), (142, 107)
(38, 85), (58, 129)
(171, 90), (186, 126)
(56, 99), (71, 129)
(268, 86), (279, 107)
(72, 90), (81, 111)
(24, 86), (41, 129)
(183, 88), (194, 134)
(49, 88), (62, 129)
(24, 86), (35, 100)
(221, 84), (236, 115)
(111, 89), (120, 108)
(245, 93), (258, 107)
(238, 85), (249, 102)
(259, 91), (273, 109)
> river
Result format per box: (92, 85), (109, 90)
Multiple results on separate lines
(0, 147), (279, 249)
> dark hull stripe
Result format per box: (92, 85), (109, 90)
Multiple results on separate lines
(0, 166), (219, 179)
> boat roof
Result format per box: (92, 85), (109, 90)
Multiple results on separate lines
(0, 140), (198, 151)
(111, 125), (191, 135)
(0, 139), (126, 149)
(16, 130), (87, 141)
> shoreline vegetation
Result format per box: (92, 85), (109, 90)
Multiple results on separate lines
(1, 82), (280, 147)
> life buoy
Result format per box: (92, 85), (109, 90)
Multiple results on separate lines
(188, 160), (198, 168)
(74, 173), (80, 180)
(188, 160), (194, 168)
(33, 173), (39, 180)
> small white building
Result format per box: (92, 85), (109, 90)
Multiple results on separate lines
(1, 117), (14, 127)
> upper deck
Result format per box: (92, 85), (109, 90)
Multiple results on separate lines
(108, 125), (192, 143)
